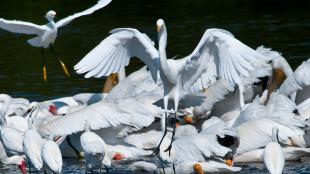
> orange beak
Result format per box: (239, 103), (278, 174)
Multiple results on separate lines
(193, 163), (204, 174)
(225, 159), (234, 166)
(265, 68), (286, 104)
(184, 115), (193, 124)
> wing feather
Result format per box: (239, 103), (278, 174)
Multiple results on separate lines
(181, 28), (269, 93)
(0, 18), (45, 35)
(56, 0), (112, 28)
(74, 28), (160, 82)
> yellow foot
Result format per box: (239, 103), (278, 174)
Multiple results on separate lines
(60, 60), (70, 77)
(43, 66), (47, 83)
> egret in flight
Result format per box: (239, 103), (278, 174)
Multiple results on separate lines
(74, 19), (270, 153)
(0, 0), (112, 82)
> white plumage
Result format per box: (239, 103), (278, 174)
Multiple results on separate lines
(23, 120), (44, 170)
(80, 122), (110, 171)
(0, 0), (111, 48)
(263, 127), (285, 174)
(41, 137), (62, 173)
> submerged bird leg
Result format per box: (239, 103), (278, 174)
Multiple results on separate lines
(50, 45), (70, 77)
(173, 162), (176, 174)
(41, 48), (47, 83)
(104, 165), (109, 172)
(66, 136), (83, 159)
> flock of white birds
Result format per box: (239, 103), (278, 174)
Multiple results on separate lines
(0, 0), (309, 174)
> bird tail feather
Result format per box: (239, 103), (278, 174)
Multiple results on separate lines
(27, 36), (43, 47)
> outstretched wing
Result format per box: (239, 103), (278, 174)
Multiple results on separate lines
(74, 28), (160, 82)
(38, 91), (163, 137)
(56, 0), (112, 28)
(181, 28), (269, 93)
(0, 18), (45, 35)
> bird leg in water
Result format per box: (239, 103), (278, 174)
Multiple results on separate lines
(41, 48), (47, 82)
(66, 136), (83, 159)
(50, 45), (70, 77)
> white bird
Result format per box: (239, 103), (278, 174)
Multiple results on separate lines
(74, 19), (270, 151)
(263, 127), (285, 174)
(279, 58), (310, 104)
(1, 126), (24, 155)
(0, 0), (112, 82)
(0, 94), (28, 133)
(80, 121), (110, 173)
(23, 119), (44, 171)
(235, 146), (310, 163)
(0, 141), (27, 174)
(41, 135), (62, 173)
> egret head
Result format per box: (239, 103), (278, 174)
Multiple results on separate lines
(156, 19), (165, 32)
(45, 10), (57, 21)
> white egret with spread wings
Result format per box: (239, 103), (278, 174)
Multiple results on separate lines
(74, 18), (270, 152)
(0, 0), (112, 82)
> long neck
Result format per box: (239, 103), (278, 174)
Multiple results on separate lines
(272, 128), (279, 142)
(158, 26), (173, 81)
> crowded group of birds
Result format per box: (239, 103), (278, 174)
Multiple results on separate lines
(0, 0), (309, 174)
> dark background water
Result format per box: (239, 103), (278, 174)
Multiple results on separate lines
(0, 0), (309, 102)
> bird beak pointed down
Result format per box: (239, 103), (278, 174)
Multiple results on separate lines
(157, 25), (161, 32)
(184, 115), (194, 124)
(225, 159), (234, 166)
(266, 68), (287, 104)
(18, 160), (27, 174)
(193, 163), (204, 174)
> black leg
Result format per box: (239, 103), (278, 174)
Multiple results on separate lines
(104, 165), (109, 173)
(41, 48), (47, 82)
(164, 111), (177, 156)
(66, 136), (82, 159)
(28, 161), (31, 174)
(50, 45), (70, 77)
(154, 112), (168, 155)
(173, 162), (176, 174)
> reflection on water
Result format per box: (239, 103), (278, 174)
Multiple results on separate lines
(0, 0), (309, 101)
(1, 158), (310, 173)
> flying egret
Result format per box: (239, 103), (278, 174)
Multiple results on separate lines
(0, 0), (112, 82)
(74, 19), (270, 152)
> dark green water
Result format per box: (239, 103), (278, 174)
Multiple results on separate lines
(0, 0), (309, 101)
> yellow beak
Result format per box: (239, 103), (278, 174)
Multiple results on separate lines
(157, 25), (161, 32)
